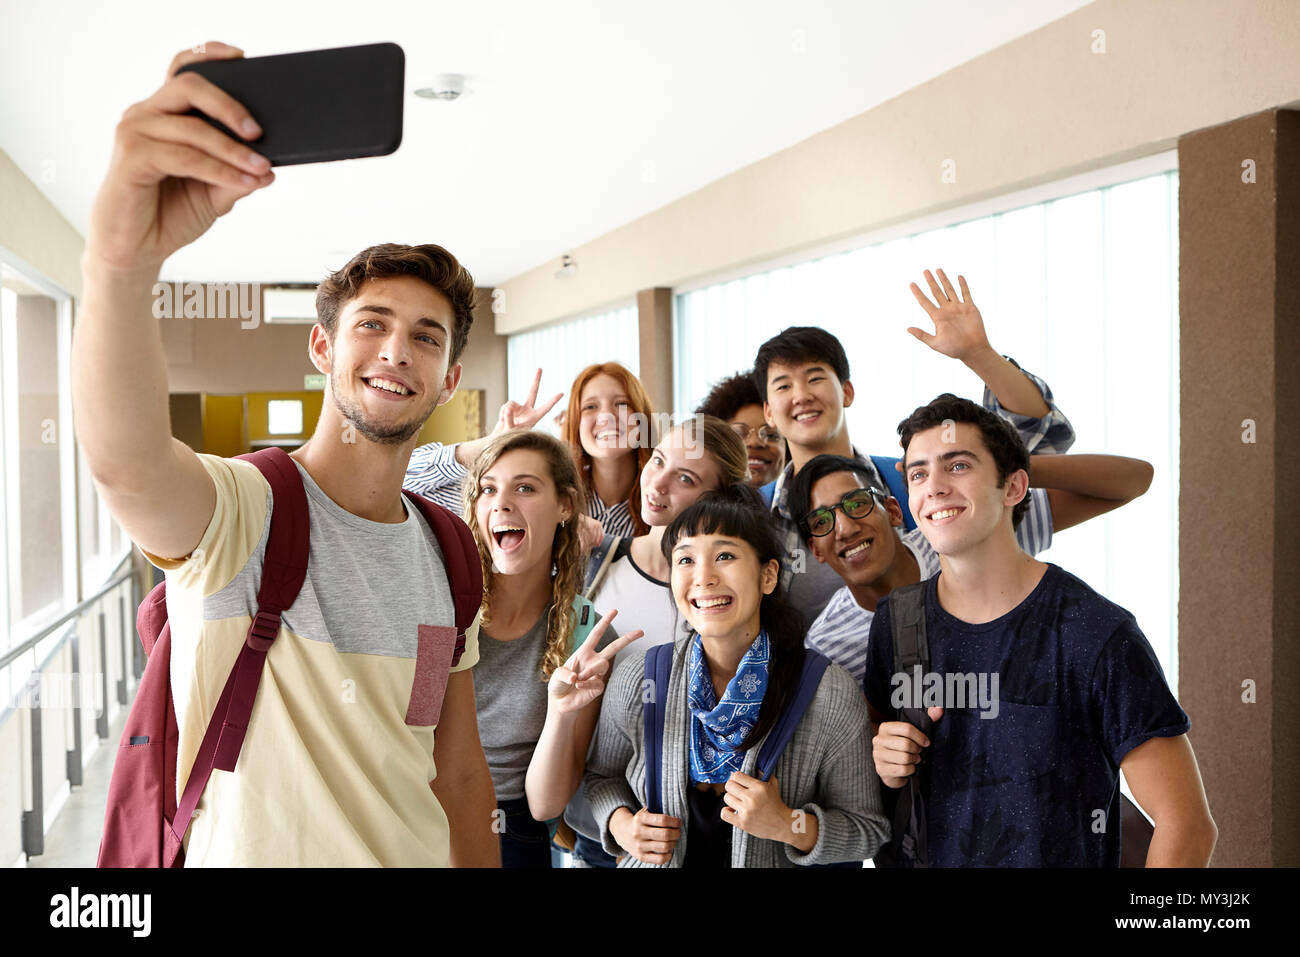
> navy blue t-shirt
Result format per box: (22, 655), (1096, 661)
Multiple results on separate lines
(863, 563), (1189, 867)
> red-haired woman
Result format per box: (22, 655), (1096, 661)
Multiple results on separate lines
(406, 364), (656, 541)
(562, 362), (658, 539)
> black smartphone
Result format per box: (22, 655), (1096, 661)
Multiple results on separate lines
(177, 43), (404, 166)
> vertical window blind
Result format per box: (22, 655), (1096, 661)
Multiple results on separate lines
(506, 303), (640, 423)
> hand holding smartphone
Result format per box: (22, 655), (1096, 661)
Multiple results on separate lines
(177, 42), (405, 166)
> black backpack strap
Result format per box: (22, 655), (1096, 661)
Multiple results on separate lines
(756, 651), (830, 780)
(642, 643), (674, 815)
(891, 583), (933, 735)
(884, 582), (931, 867)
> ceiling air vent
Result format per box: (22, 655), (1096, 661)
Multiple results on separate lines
(263, 285), (319, 324)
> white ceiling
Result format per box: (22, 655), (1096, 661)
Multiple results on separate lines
(1, 0), (1092, 287)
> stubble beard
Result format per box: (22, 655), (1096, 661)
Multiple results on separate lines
(332, 369), (438, 446)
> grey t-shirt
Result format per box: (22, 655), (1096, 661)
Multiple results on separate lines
(476, 603), (616, 802)
(201, 460), (459, 661)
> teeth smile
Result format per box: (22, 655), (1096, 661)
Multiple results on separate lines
(929, 508), (961, 521)
(366, 377), (411, 395)
(794, 412), (819, 421)
(844, 540), (871, 559)
(491, 525), (525, 547)
(692, 597), (732, 608)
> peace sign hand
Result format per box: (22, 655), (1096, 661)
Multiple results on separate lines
(548, 609), (643, 714)
(493, 368), (564, 435)
(906, 268), (992, 364)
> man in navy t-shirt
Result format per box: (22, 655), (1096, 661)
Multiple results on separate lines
(865, 394), (1217, 867)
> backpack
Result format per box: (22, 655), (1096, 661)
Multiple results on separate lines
(641, 641), (830, 815)
(874, 582), (932, 868)
(96, 447), (483, 868)
(874, 582), (1155, 868)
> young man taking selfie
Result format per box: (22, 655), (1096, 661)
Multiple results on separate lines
(72, 43), (498, 866)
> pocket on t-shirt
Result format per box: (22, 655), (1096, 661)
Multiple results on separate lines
(405, 624), (458, 726)
(973, 699), (1063, 785)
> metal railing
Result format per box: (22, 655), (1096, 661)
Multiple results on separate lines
(2, 552), (140, 858)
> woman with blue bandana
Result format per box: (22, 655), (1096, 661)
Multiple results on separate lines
(584, 486), (890, 867)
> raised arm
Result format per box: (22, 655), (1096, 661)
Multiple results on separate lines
(405, 368), (563, 508)
(1029, 452), (1154, 532)
(909, 269), (1075, 453)
(71, 43), (275, 560)
(909, 269), (1048, 417)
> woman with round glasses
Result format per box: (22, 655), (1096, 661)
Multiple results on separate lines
(696, 371), (787, 488)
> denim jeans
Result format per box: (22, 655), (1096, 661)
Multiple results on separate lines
(570, 832), (618, 868)
(497, 797), (553, 869)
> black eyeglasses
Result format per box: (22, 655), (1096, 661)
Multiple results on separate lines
(801, 488), (883, 538)
(729, 422), (782, 445)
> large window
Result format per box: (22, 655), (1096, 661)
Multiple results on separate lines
(506, 302), (639, 420)
(674, 155), (1180, 688)
(0, 251), (125, 708)
(1, 260), (77, 643)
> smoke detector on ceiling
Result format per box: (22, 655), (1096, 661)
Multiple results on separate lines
(415, 74), (469, 101)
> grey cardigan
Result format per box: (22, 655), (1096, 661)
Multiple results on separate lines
(584, 637), (890, 867)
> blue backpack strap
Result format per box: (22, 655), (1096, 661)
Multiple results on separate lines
(642, 643), (674, 815)
(756, 651), (831, 781)
(758, 479), (777, 509)
(870, 454), (915, 531)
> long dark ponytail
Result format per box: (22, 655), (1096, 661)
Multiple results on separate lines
(661, 484), (807, 750)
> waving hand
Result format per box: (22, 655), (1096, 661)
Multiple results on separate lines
(906, 268), (992, 363)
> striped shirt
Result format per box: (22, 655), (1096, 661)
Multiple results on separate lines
(585, 492), (637, 539)
(805, 487), (1054, 687)
(403, 442), (469, 514)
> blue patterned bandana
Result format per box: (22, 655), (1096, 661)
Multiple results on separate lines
(687, 631), (771, 783)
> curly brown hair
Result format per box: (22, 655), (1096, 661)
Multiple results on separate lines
(463, 429), (587, 681)
(315, 243), (477, 364)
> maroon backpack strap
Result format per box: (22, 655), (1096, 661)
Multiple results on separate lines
(403, 491), (484, 665)
(170, 447), (310, 849)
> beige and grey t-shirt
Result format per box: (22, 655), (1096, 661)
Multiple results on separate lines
(146, 454), (480, 867)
